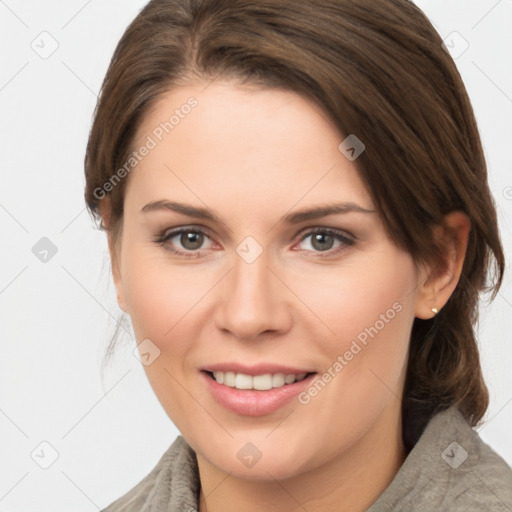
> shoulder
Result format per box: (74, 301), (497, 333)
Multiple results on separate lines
(369, 406), (512, 512)
(437, 407), (512, 511)
(101, 435), (199, 512)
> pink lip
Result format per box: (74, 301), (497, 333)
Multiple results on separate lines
(200, 370), (317, 416)
(202, 362), (315, 376)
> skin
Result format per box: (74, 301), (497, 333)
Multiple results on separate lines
(103, 81), (470, 512)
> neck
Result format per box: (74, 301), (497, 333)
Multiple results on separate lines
(197, 400), (405, 512)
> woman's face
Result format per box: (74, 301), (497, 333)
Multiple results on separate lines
(112, 81), (424, 480)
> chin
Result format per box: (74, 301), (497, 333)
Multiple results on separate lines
(193, 430), (321, 482)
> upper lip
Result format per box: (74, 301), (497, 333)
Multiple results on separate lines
(202, 363), (316, 376)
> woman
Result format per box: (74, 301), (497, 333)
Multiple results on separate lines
(84, 0), (512, 510)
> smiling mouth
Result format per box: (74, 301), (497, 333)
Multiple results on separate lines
(205, 371), (316, 391)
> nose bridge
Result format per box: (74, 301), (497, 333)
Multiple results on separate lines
(215, 246), (289, 339)
(232, 250), (270, 303)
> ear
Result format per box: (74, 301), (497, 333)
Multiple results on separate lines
(415, 211), (470, 319)
(98, 198), (128, 313)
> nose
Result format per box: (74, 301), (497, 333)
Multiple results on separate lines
(214, 250), (292, 342)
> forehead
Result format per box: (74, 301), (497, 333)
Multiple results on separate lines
(127, 81), (373, 212)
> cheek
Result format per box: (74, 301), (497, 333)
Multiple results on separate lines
(120, 247), (209, 426)
(294, 251), (416, 407)
(120, 241), (212, 341)
(306, 254), (414, 404)
(287, 254), (415, 460)
(291, 251), (415, 348)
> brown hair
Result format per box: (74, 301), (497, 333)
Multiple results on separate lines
(84, 0), (504, 451)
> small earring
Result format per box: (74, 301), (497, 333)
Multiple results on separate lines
(431, 307), (438, 314)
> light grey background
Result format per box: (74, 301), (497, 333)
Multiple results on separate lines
(0, 1), (511, 510)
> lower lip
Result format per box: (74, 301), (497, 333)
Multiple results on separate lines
(201, 371), (316, 416)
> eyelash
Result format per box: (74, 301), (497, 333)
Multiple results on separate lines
(154, 226), (355, 259)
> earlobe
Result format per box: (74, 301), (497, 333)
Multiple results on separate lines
(107, 234), (129, 314)
(99, 198), (128, 314)
(115, 290), (128, 314)
(110, 239), (128, 314)
(415, 211), (470, 319)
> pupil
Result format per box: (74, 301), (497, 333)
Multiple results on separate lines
(181, 232), (203, 250)
(312, 233), (333, 251)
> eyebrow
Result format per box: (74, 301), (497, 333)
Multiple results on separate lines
(140, 200), (375, 224)
(283, 202), (375, 223)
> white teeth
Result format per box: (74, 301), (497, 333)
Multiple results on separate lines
(253, 374), (273, 390)
(285, 374), (296, 384)
(224, 371), (236, 387)
(235, 373), (253, 389)
(271, 373), (285, 387)
(211, 371), (310, 390)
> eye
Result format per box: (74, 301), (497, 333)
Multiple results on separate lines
(155, 227), (214, 257)
(155, 226), (354, 258)
(296, 228), (354, 256)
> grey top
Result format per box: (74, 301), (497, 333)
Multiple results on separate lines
(102, 406), (512, 511)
